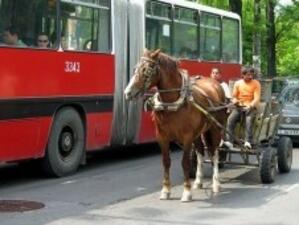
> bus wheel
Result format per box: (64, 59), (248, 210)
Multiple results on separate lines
(42, 107), (84, 177)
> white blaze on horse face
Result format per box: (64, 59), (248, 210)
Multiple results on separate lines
(124, 74), (138, 100)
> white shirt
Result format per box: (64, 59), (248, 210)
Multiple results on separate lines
(220, 81), (231, 99)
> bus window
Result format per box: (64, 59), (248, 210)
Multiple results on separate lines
(222, 18), (239, 63)
(200, 12), (221, 61)
(60, 0), (110, 52)
(146, 1), (172, 54)
(173, 7), (198, 59)
(0, 0), (57, 48)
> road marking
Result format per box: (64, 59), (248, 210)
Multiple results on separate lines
(137, 187), (147, 191)
(61, 180), (77, 184)
(285, 183), (299, 192)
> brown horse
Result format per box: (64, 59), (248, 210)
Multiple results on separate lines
(124, 49), (227, 202)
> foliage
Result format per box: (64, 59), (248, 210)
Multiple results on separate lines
(276, 2), (299, 76)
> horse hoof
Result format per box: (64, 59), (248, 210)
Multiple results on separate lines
(181, 192), (192, 202)
(192, 182), (203, 190)
(160, 192), (170, 200)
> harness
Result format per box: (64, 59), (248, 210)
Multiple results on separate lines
(148, 71), (192, 111)
(144, 69), (231, 113)
(135, 56), (245, 151)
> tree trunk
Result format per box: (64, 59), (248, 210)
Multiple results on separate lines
(266, 0), (277, 78)
(229, 0), (242, 18)
(253, 0), (261, 76)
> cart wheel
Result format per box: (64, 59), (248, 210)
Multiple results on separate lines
(260, 147), (277, 184)
(218, 151), (227, 169)
(277, 136), (293, 173)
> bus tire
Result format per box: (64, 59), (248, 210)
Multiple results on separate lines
(42, 107), (84, 177)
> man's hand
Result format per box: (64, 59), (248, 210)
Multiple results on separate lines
(244, 105), (253, 112)
(232, 98), (239, 105)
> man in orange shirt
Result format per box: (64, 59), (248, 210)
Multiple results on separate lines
(224, 66), (261, 149)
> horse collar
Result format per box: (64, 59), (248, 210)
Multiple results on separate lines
(149, 71), (191, 111)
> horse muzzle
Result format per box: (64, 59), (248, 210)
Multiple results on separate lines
(124, 86), (142, 100)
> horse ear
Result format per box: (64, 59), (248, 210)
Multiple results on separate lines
(151, 49), (161, 59)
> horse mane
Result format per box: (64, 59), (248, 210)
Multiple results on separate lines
(156, 52), (179, 76)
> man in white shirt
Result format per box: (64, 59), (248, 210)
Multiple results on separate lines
(210, 67), (231, 99)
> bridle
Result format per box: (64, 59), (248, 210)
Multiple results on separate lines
(134, 56), (159, 92)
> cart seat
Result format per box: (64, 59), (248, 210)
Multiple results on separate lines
(253, 102), (269, 143)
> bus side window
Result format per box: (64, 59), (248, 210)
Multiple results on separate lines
(200, 12), (221, 61)
(222, 17), (239, 63)
(0, 0), (56, 49)
(145, 1), (172, 55)
(60, 1), (111, 53)
(173, 7), (198, 59)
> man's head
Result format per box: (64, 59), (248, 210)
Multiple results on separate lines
(37, 33), (50, 48)
(210, 68), (222, 82)
(3, 26), (20, 45)
(241, 66), (256, 83)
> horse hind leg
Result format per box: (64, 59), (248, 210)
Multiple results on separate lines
(207, 130), (221, 193)
(159, 141), (171, 200)
(181, 142), (193, 202)
(192, 139), (205, 190)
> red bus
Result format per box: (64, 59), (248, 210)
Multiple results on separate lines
(0, 0), (241, 176)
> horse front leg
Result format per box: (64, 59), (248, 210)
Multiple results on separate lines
(159, 140), (171, 200)
(181, 142), (193, 202)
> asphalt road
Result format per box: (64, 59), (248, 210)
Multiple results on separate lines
(0, 144), (299, 225)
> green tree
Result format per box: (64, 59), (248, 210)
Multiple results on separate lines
(253, 0), (262, 74)
(276, 2), (299, 76)
(266, 0), (277, 77)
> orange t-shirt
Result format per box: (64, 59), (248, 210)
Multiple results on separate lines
(233, 79), (261, 107)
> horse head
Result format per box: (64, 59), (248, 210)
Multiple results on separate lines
(124, 49), (161, 100)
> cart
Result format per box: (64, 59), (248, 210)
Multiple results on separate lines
(190, 79), (293, 184)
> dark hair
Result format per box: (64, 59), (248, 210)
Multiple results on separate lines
(241, 66), (256, 76)
(4, 26), (20, 36)
(37, 32), (49, 37)
(212, 67), (221, 73)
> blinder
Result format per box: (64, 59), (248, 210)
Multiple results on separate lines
(134, 57), (159, 91)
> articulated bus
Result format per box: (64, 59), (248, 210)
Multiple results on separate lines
(0, 0), (241, 176)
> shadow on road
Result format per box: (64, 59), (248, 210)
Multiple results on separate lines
(0, 143), (162, 185)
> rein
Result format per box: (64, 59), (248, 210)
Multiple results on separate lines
(145, 73), (231, 112)
(138, 56), (230, 113)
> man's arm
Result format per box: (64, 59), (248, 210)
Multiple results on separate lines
(232, 81), (239, 104)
